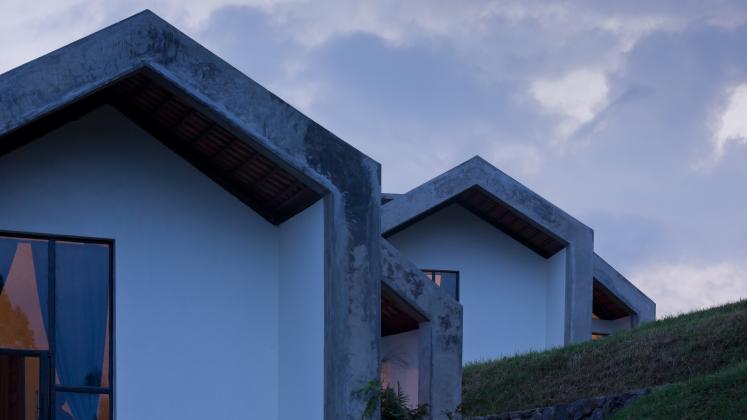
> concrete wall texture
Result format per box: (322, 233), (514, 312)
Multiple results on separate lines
(593, 254), (656, 325)
(389, 204), (566, 362)
(380, 240), (463, 418)
(0, 106), (325, 419)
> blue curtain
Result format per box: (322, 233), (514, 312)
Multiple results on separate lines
(55, 242), (109, 420)
(0, 237), (15, 293)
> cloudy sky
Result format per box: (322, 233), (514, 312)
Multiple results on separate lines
(3, 1), (747, 317)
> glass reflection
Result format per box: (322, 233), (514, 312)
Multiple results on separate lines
(55, 392), (110, 420)
(423, 270), (459, 300)
(0, 237), (49, 350)
(1, 234), (113, 419)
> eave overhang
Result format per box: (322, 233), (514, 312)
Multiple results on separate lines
(0, 10), (379, 225)
(0, 10), (383, 416)
(593, 253), (656, 323)
(382, 156), (596, 344)
(382, 156), (589, 259)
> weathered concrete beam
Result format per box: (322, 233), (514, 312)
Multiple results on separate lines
(593, 254), (656, 324)
(381, 239), (463, 419)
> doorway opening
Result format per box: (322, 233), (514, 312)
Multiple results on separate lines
(381, 284), (428, 407)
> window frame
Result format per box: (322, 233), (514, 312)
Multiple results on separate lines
(0, 351), (51, 420)
(421, 269), (460, 301)
(0, 229), (115, 420)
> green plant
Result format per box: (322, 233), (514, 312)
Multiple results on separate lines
(380, 385), (429, 420)
(442, 404), (463, 419)
(353, 380), (430, 420)
(353, 379), (381, 419)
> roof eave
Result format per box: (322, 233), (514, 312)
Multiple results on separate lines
(593, 253), (656, 322)
(382, 155), (592, 246)
(0, 9), (381, 197)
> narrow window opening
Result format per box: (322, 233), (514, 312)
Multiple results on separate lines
(380, 284), (427, 408)
(422, 270), (459, 301)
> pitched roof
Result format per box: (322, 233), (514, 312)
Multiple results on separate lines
(593, 253), (656, 321)
(0, 10), (378, 224)
(382, 156), (591, 258)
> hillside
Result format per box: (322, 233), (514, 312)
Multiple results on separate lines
(613, 360), (747, 419)
(461, 299), (747, 417)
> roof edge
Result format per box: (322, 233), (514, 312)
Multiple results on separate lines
(382, 155), (591, 244)
(0, 9), (380, 195)
(593, 253), (656, 321)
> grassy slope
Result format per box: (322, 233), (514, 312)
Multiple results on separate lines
(613, 360), (747, 419)
(461, 299), (747, 416)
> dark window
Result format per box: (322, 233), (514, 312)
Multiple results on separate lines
(0, 236), (49, 351)
(0, 233), (113, 420)
(422, 270), (459, 301)
(0, 354), (43, 420)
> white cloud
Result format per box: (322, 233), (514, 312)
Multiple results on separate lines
(0, 0), (285, 73)
(712, 83), (747, 160)
(488, 142), (543, 179)
(599, 15), (677, 53)
(0, 1), (683, 74)
(267, 81), (319, 112)
(530, 69), (609, 140)
(0, 1), (107, 73)
(631, 261), (747, 317)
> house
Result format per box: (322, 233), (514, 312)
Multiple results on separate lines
(0, 9), (653, 420)
(0, 10), (461, 420)
(382, 157), (656, 363)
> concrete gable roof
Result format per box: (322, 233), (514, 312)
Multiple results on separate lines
(0, 10), (379, 224)
(593, 253), (656, 322)
(382, 156), (592, 258)
(383, 156), (599, 343)
(380, 238), (462, 413)
(0, 11), (383, 415)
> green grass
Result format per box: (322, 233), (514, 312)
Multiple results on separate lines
(461, 299), (747, 417)
(613, 360), (747, 419)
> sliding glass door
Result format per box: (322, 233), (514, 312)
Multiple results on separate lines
(0, 233), (113, 420)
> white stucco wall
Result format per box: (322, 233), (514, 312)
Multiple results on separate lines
(381, 329), (420, 406)
(592, 316), (632, 336)
(545, 249), (567, 348)
(388, 204), (567, 363)
(278, 200), (324, 419)
(0, 106), (325, 419)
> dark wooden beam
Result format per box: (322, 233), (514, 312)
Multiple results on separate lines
(112, 100), (283, 225)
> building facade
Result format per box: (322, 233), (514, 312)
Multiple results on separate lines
(0, 10), (653, 420)
(382, 157), (656, 363)
(0, 10), (393, 420)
